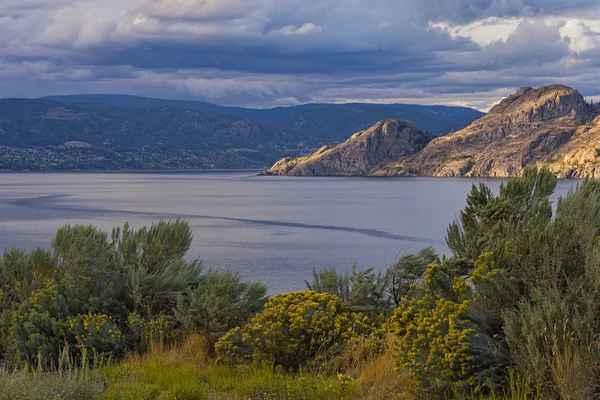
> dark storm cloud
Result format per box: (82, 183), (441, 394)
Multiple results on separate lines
(0, 0), (600, 109)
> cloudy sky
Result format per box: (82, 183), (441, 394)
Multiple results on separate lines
(2, 0), (600, 110)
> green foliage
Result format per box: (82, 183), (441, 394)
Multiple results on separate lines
(0, 219), (265, 369)
(6, 281), (70, 366)
(216, 290), (368, 370)
(100, 355), (362, 400)
(446, 166), (556, 270)
(175, 270), (267, 344)
(101, 355), (209, 399)
(306, 265), (390, 314)
(113, 219), (203, 318)
(0, 367), (104, 400)
(0, 346), (105, 400)
(306, 248), (438, 314)
(393, 167), (600, 398)
(393, 262), (477, 397)
(68, 313), (124, 360)
(384, 247), (438, 307)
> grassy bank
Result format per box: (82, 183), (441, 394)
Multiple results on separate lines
(0, 334), (544, 400)
(0, 334), (376, 400)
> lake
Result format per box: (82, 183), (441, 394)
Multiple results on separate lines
(0, 171), (578, 293)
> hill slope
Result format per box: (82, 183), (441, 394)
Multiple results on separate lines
(43, 94), (483, 141)
(376, 85), (598, 177)
(260, 119), (434, 176)
(264, 84), (600, 178)
(0, 99), (297, 171)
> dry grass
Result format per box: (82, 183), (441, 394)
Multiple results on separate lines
(550, 337), (597, 400)
(147, 333), (213, 366)
(354, 337), (414, 400)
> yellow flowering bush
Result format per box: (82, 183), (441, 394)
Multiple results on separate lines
(127, 312), (180, 349)
(216, 290), (367, 369)
(392, 263), (476, 396)
(68, 312), (123, 360)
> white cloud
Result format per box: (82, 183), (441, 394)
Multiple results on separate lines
(430, 18), (521, 45)
(128, 0), (262, 21)
(271, 23), (323, 36)
(560, 19), (600, 53)
(432, 15), (600, 55)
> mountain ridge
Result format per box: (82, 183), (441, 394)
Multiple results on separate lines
(263, 84), (600, 178)
(0, 95), (481, 171)
(42, 94), (483, 142)
(0, 98), (295, 171)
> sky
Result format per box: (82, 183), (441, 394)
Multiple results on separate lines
(1, 0), (600, 111)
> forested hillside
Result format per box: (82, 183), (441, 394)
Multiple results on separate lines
(0, 96), (481, 171)
(45, 94), (484, 142)
(0, 99), (296, 170)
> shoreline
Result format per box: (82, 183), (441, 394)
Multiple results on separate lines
(0, 168), (264, 174)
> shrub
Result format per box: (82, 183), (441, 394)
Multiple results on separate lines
(306, 265), (390, 314)
(384, 247), (437, 307)
(113, 220), (203, 319)
(175, 270), (267, 344)
(392, 262), (475, 396)
(68, 312), (124, 360)
(216, 290), (366, 370)
(0, 219), (266, 369)
(394, 167), (600, 398)
(307, 248), (438, 314)
(6, 281), (68, 366)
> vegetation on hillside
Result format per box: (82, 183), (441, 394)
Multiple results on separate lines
(0, 99), (296, 171)
(0, 97), (482, 171)
(43, 94), (484, 141)
(1, 166), (599, 399)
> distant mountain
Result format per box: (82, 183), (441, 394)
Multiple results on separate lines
(263, 84), (600, 179)
(0, 94), (483, 171)
(0, 99), (297, 171)
(43, 94), (483, 141)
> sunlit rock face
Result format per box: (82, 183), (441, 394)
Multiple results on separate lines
(262, 119), (433, 176)
(263, 84), (600, 179)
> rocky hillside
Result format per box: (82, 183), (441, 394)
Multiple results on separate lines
(376, 85), (597, 177)
(260, 119), (433, 176)
(264, 84), (600, 178)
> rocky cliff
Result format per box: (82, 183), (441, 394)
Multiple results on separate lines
(375, 84), (597, 177)
(260, 119), (433, 176)
(263, 84), (600, 178)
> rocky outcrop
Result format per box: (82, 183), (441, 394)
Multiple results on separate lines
(483, 85), (590, 124)
(375, 85), (596, 177)
(262, 84), (600, 178)
(545, 113), (600, 178)
(261, 119), (433, 176)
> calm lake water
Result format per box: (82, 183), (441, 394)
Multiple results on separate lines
(0, 171), (578, 293)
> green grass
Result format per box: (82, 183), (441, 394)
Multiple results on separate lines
(0, 356), (551, 400)
(0, 358), (362, 400)
(100, 356), (361, 400)
(0, 335), (545, 400)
